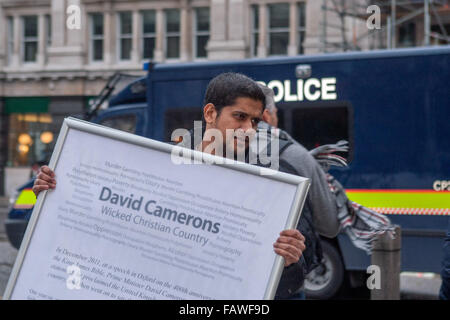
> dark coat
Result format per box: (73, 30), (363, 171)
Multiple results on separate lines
(272, 150), (323, 299)
(248, 135), (323, 299)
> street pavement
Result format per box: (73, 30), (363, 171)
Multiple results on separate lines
(0, 198), (443, 300)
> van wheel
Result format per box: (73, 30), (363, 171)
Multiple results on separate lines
(304, 241), (344, 299)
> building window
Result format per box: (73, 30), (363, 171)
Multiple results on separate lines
(3, 96), (54, 167)
(165, 9), (180, 59)
(46, 15), (51, 47)
(7, 17), (14, 65)
(298, 2), (306, 54)
(22, 16), (38, 62)
(142, 10), (156, 60)
(251, 5), (259, 57)
(7, 114), (54, 166)
(268, 3), (289, 56)
(90, 13), (104, 62)
(7, 113), (56, 167)
(193, 7), (210, 59)
(118, 12), (132, 61)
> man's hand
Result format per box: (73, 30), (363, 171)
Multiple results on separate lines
(273, 229), (306, 267)
(32, 165), (56, 197)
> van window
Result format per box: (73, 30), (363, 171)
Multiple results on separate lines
(99, 114), (137, 133)
(282, 104), (353, 161)
(164, 107), (203, 142)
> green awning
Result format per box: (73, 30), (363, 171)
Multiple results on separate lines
(4, 97), (49, 114)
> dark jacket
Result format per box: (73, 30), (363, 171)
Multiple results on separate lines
(269, 146), (323, 299)
(248, 130), (323, 298)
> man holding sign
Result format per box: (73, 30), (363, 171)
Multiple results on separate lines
(33, 72), (308, 299)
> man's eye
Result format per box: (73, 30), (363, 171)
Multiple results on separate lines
(235, 113), (246, 120)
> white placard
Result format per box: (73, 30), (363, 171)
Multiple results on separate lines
(5, 117), (309, 300)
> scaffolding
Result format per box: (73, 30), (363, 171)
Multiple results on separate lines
(320, 0), (450, 53)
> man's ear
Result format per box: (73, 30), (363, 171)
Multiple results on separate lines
(262, 109), (272, 123)
(203, 103), (218, 125)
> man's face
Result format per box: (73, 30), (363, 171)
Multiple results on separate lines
(205, 97), (263, 158)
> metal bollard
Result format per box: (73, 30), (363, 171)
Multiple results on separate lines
(370, 225), (402, 300)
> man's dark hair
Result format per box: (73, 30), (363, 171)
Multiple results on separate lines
(203, 72), (266, 115)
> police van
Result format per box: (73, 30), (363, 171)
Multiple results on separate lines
(6, 46), (450, 299)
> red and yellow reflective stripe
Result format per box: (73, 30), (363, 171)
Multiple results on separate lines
(346, 189), (450, 216)
(13, 188), (36, 209)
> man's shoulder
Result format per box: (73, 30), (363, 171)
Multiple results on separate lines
(279, 142), (320, 178)
(281, 142), (311, 160)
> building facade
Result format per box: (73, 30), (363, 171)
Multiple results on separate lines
(0, 0), (449, 195)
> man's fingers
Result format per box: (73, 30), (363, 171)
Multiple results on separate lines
(275, 238), (305, 253)
(280, 229), (305, 242)
(33, 185), (49, 192)
(274, 248), (300, 266)
(37, 172), (56, 185)
(33, 165), (56, 198)
(32, 184), (49, 197)
(273, 242), (303, 258)
(34, 179), (50, 185)
(275, 231), (306, 265)
(40, 166), (55, 178)
(277, 236), (305, 247)
(35, 178), (56, 188)
(36, 172), (51, 182)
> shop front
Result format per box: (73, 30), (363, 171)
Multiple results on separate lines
(2, 96), (85, 196)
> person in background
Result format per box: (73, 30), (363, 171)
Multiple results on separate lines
(254, 84), (342, 299)
(256, 84), (340, 239)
